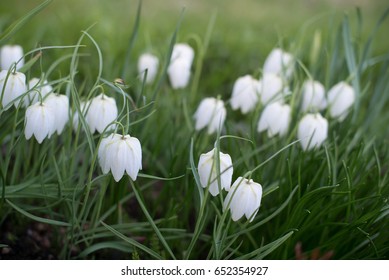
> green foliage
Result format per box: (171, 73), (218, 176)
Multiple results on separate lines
(0, 1), (388, 260)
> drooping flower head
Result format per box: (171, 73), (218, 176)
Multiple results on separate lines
(86, 93), (118, 133)
(257, 101), (291, 137)
(194, 97), (226, 134)
(45, 93), (69, 134)
(327, 82), (355, 121)
(258, 72), (286, 105)
(198, 148), (233, 196)
(138, 53), (159, 84)
(98, 133), (142, 182)
(223, 177), (263, 222)
(167, 43), (194, 89)
(25, 78), (53, 106)
(24, 102), (56, 143)
(0, 45), (24, 70)
(0, 70), (26, 109)
(298, 113), (328, 151)
(230, 75), (260, 114)
(263, 48), (294, 79)
(301, 80), (327, 112)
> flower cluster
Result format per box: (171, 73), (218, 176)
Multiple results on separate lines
(1, 44), (142, 182)
(193, 47), (356, 151)
(197, 148), (263, 222)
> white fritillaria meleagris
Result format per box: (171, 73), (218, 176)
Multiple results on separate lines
(98, 133), (142, 182)
(86, 93), (118, 133)
(223, 177), (263, 222)
(138, 53), (159, 84)
(0, 45), (24, 70)
(0, 70), (26, 109)
(198, 148), (233, 196)
(298, 113), (328, 151)
(327, 82), (355, 121)
(194, 97), (227, 134)
(230, 75), (260, 114)
(257, 101), (291, 137)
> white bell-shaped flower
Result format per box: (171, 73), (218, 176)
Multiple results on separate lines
(167, 43), (194, 89)
(298, 113), (328, 151)
(263, 48), (294, 79)
(167, 59), (192, 89)
(230, 75), (260, 114)
(198, 148), (233, 196)
(258, 73), (285, 104)
(0, 45), (24, 70)
(170, 43), (194, 66)
(86, 94), (118, 133)
(138, 53), (159, 84)
(25, 78), (53, 106)
(301, 80), (327, 112)
(223, 177), (263, 222)
(327, 82), (355, 121)
(45, 93), (69, 134)
(194, 97), (226, 134)
(25, 102), (56, 143)
(0, 70), (26, 109)
(257, 101), (291, 137)
(98, 133), (142, 182)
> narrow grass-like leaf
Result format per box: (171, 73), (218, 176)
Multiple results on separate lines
(6, 199), (70, 227)
(100, 221), (162, 259)
(0, 0), (52, 44)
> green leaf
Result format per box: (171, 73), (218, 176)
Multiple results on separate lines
(0, 0), (53, 45)
(6, 199), (70, 227)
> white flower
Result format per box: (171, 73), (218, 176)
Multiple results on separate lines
(25, 102), (56, 143)
(301, 80), (327, 112)
(194, 97), (226, 134)
(167, 59), (192, 89)
(327, 82), (355, 121)
(0, 45), (24, 70)
(0, 70), (26, 109)
(45, 94), (69, 134)
(98, 133), (142, 182)
(298, 113), (328, 151)
(198, 148), (233, 196)
(223, 177), (263, 222)
(170, 43), (194, 66)
(138, 53), (159, 84)
(257, 101), (291, 137)
(263, 48), (294, 79)
(230, 75), (260, 114)
(167, 43), (194, 89)
(25, 78), (53, 106)
(86, 94), (118, 133)
(258, 73), (286, 105)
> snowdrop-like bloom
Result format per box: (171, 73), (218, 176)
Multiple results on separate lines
(301, 80), (327, 112)
(223, 177), (263, 222)
(170, 43), (194, 66)
(258, 73), (285, 104)
(327, 82), (355, 121)
(198, 148), (233, 196)
(0, 70), (26, 109)
(257, 101), (291, 137)
(86, 94), (118, 133)
(194, 97), (226, 134)
(298, 113), (328, 151)
(230, 75), (260, 114)
(263, 48), (294, 79)
(25, 78), (53, 106)
(25, 102), (55, 143)
(0, 45), (24, 70)
(98, 133), (142, 182)
(167, 43), (194, 89)
(138, 53), (159, 84)
(167, 59), (192, 89)
(45, 93), (69, 134)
